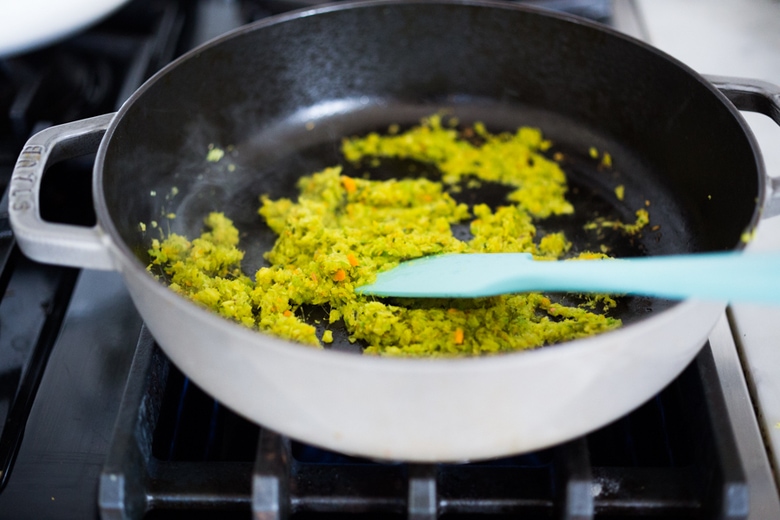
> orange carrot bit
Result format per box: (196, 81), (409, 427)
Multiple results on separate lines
(347, 253), (359, 267)
(310, 272), (318, 283)
(283, 309), (292, 317)
(332, 269), (347, 282)
(454, 328), (465, 345)
(340, 175), (357, 194)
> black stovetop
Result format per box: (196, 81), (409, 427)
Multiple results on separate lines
(97, 328), (748, 519)
(0, 1), (764, 518)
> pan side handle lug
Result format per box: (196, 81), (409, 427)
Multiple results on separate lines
(8, 113), (118, 270)
(771, 176), (780, 220)
(707, 75), (780, 219)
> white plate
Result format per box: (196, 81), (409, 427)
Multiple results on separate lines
(0, 0), (131, 58)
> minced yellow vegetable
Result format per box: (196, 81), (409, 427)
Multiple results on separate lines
(584, 208), (650, 236)
(342, 114), (573, 218)
(148, 116), (627, 357)
(206, 146), (225, 163)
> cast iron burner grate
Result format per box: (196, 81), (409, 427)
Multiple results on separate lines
(0, 0), (190, 493)
(99, 328), (748, 520)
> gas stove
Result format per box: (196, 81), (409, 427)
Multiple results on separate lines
(1, 1), (779, 519)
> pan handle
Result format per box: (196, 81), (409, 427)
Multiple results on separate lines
(706, 75), (780, 219)
(8, 113), (118, 271)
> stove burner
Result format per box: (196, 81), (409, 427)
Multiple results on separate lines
(98, 329), (748, 519)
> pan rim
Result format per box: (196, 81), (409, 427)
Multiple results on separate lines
(94, 0), (762, 365)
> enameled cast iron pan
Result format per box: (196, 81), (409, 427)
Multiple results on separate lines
(9, 0), (780, 461)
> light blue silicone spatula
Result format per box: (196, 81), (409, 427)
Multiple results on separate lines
(356, 251), (780, 304)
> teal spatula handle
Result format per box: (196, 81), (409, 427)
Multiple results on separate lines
(359, 251), (780, 303)
(521, 251), (780, 304)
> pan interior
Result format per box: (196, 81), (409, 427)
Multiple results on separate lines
(99, 1), (761, 353)
(108, 102), (687, 352)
